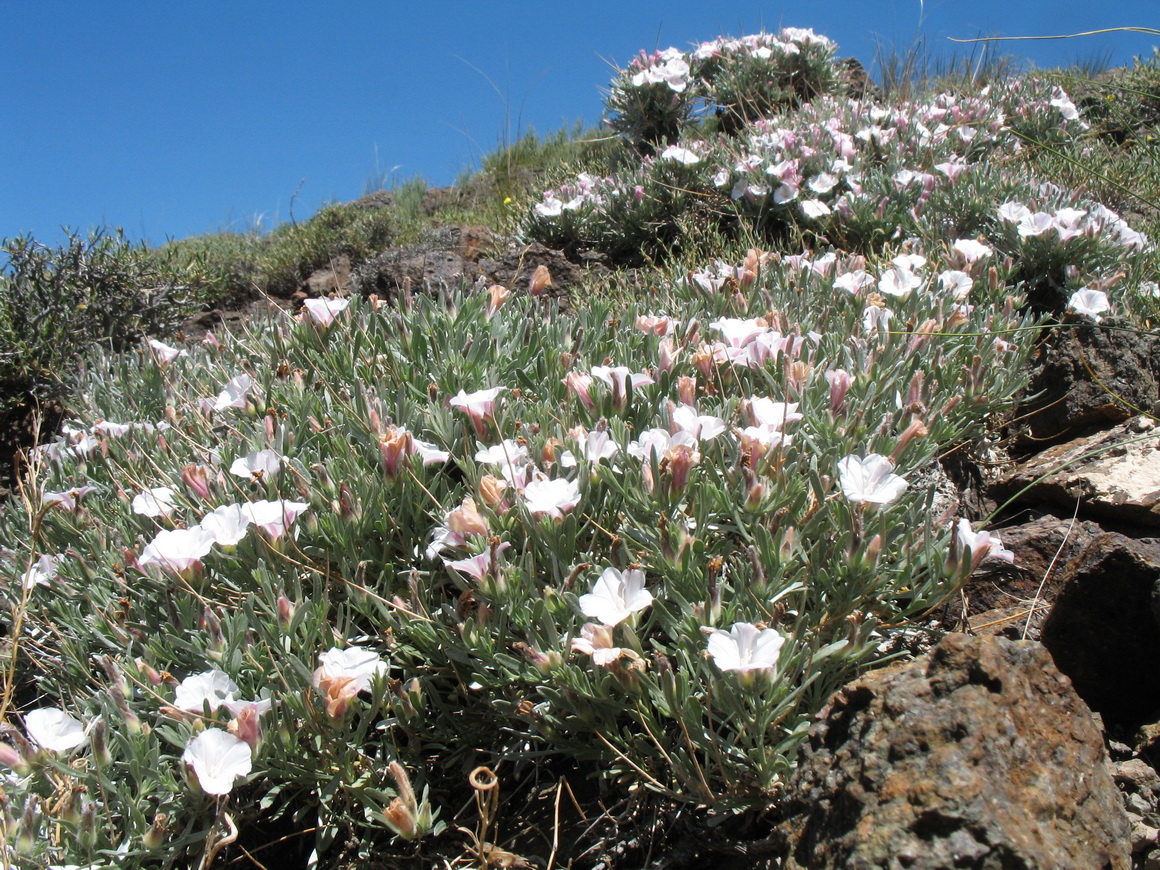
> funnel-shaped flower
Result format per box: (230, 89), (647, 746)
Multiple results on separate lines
(522, 475), (581, 520)
(174, 669), (240, 713)
(25, 707), (87, 753)
(301, 297), (349, 328)
(579, 567), (653, 626)
(450, 387), (505, 436)
(139, 527), (216, 574)
(838, 454), (908, 505)
(707, 623), (785, 674)
(241, 499), (309, 539)
(183, 728), (252, 795)
(132, 486), (178, 518)
(229, 450), (283, 482)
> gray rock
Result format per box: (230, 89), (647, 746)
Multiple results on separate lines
(778, 633), (1130, 869)
(991, 417), (1160, 528)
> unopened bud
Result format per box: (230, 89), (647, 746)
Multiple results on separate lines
(529, 265), (553, 297)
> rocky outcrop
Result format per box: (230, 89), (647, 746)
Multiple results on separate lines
(1011, 318), (1160, 446)
(778, 633), (1131, 869)
(992, 416), (1160, 529)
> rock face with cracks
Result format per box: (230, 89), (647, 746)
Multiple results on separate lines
(778, 633), (1130, 869)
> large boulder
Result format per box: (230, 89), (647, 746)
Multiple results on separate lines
(778, 633), (1130, 869)
(1011, 319), (1160, 447)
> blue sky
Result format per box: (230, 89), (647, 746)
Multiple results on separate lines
(3, 2), (1156, 247)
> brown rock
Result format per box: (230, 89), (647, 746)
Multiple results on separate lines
(304, 254), (351, 297)
(1038, 532), (1160, 726)
(1011, 318), (1160, 446)
(778, 633), (1130, 869)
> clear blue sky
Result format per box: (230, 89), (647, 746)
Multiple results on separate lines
(3, 2), (1156, 247)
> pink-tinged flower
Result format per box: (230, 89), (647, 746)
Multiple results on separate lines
(954, 518), (1015, 574)
(952, 239), (993, 263)
(579, 567), (653, 626)
(199, 504), (251, 547)
(563, 371), (596, 410)
(25, 707), (87, 752)
(862, 303), (893, 335)
(225, 699), (272, 748)
(670, 405), (727, 441)
(183, 728), (252, 795)
(228, 449), (283, 482)
(42, 485), (95, 513)
(529, 265), (553, 297)
(1068, 288), (1110, 321)
(181, 464), (215, 500)
(825, 369), (853, 412)
(1050, 87), (1080, 121)
(21, 554), (62, 590)
(997, 201), (1031, 224)
(522, 475), (581, 520)
(378, 426), (450, 477)
(132, 486), (178, 518)
(139, 527), (217, 575)
(591, 366), (654, 411)
(635, 315), (678, 336)
(313, 646), (387, 719)
(838, 454), (908, 505)
(938, 270), (973, 300)
(486, 284), (510, 318)
(301, 297), (350, 327)
(92, 419), (135, 438)
(1017, 211), (1055, 237)
(213, 373), (256, 412)
(474, 439), (533, 488)
(241, 499), (309, 539)
(445, 541), (511, 581)
(173, 670), (240, 713)
(658, 337), (680, 374)
(450, 387), (505, 436)
(571, 623), (642, 667)
(707, 623), (785, 673)
(148, 339), (187, 364)
(534, 195), (564, 218)
(446, 496), (489, 537)
(627, 428), (697, 462)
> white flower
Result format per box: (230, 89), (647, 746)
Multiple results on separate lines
(1017, 211), (1054, 237)
(522, 476), (581, 520)
(301, 297), (349, 327)
(579, 567), (653, 626)
(132, 486), (177, 518)
(241, 499), (309, 539)
(21, 554), (62, 590)
(25, 707), (86, 752)
(148, 339), (187, 364)
(952, 239), (992, 262)
(183, 728), (252, 795)
(198, 504), (252, 547)
(213, 374), (256, 412)
(997, 201), (1031, 223)
(138, 527), (216, 574)
(671, 405), (727, 441)
(707, 622), (786, 673)
(938, 270), (973, 300)
(801, 199), (831, 219)
(838, 454), (908, 505)
(314, 646), (388, 694)
(660, 145), (701, 165)
(955, 518), (1015, 569)
(174, 670), (240, 712)
(534, 195), (564, 218)
(229, 449), (283, 481)
(1068, 288), (1110, 321)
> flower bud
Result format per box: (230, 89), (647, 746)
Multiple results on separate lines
(487, 284), (510, 318)
(529, 265), (553, 297)
(678, 375), (697, 406)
